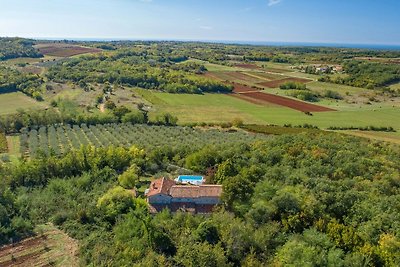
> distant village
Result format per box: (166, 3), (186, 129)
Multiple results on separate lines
(294, 64), (343, 74)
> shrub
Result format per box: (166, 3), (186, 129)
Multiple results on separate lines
(288, 90), (319, 102)
(323, 90), (343, 100)
(280, 82), (307, 90)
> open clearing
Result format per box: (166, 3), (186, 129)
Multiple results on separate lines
(0, 224), (78, 267)
(35, 43), (102, 57)
(0, 92), (48, 115)
(135, 89), (400, 131)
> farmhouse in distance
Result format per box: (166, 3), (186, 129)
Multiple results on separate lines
(145, 177), (223, 214)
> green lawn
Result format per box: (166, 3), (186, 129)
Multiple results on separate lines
(0, 92), (48, 115)
(135, 89), (400, 131)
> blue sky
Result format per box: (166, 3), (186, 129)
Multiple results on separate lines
(1, 0), (399, 44)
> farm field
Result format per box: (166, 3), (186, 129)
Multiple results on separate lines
(19, 123), (269, 157)
(0, 92), (48, 115)
(232, 83), (335, 112)
(0, 224), (78, 267)
(34, 43), (102, 57)
(235, 91), (335, 112)
(136, 89), (400, 131)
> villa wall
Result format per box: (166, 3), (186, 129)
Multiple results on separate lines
(148, 194), (172, 204)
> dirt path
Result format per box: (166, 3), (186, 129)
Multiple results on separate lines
(99, 103), (105, 113)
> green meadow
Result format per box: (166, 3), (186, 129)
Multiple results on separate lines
(135, 89), (400, 130)
(0, 92), (48, 115)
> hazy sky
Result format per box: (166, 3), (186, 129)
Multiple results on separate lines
(1, 0), (399, 44)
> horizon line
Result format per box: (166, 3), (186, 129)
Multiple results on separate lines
(3, 36), (400, 50)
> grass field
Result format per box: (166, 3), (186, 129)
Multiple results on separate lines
(0, 92), (48, 115)
(306, 81), (364, 95)
(136, 89), (400, 131)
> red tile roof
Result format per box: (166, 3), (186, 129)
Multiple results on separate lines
(147, 178), (222, 198)
(147, 177), (176, 197)
(169, 185), (222, 198)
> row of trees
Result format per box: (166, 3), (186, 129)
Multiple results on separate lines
(0, 104), (178, 134)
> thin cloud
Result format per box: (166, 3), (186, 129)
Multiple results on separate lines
(200, 26), (213, 30)
(268, 0), (282, 7)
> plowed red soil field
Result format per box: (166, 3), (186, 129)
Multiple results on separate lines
(232, 83), (335, 112)
(258, 77), (313, 88)
(242, 91), (334, 112)
(232, 83), (262, 93)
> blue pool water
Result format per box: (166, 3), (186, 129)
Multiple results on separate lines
(176, 175), (204, 185)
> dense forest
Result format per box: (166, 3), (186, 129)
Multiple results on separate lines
(319, 61), (400, 89)
(1, 132), (400, 266)
(0, 66), (44, 98)
(46, 49), (232, 94)
(0, 38), (42, 61)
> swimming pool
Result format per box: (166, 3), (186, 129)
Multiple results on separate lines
(175, 175), (205, 185)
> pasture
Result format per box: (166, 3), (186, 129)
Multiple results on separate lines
(0, 92), (48, 115)
(137, 89), (400, 131)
